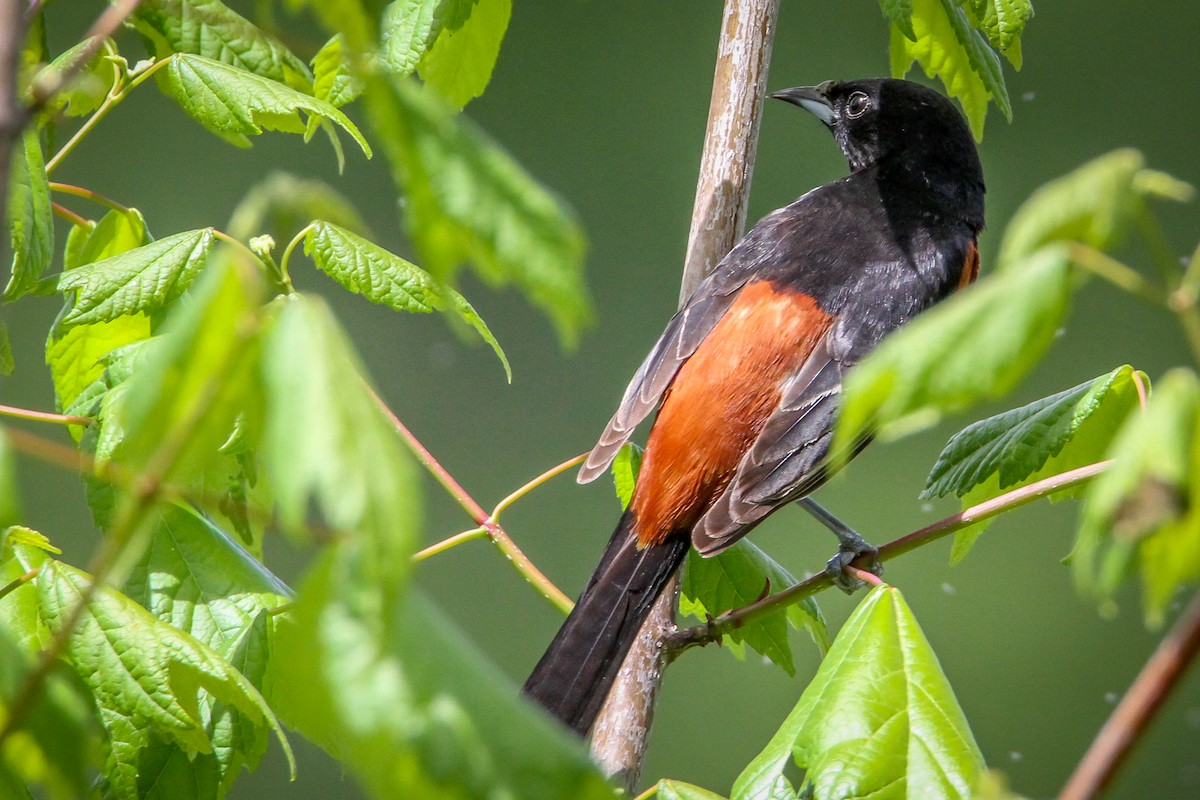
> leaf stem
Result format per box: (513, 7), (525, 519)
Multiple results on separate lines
(49, 181), (129, 212)
(490, 452), (587, 524)
(50, 201), (89, 228)
(412, 527), (487, 561)
(0, 403), (92, 427)
(1137, 209), (1184, 288)
(276, 224), (313, 293)
(1059, 587), (1200, 800)
(1068, 243), (1166, 306)
(0, 567), (39, 603)
(1180, 241), (1200, 293)
(46, 54), (173, 174)
(366, 383), (572, 612)
(669, 459), (1113, 654)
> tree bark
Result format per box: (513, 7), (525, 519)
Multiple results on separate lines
(588, 0), (780, 789)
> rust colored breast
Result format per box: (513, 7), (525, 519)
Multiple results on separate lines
(630, 280), (832, 547)
(957, 240), (980, 291)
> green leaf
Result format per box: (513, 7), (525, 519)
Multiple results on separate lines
(877, 0), (915, 40)
(836, 245), (1071, 459)
(657, 780), (730, 800)
(999, 150), (1192, 269)
(227, 171), (371, 243)
(611, 442), (643, 510)
(889, 0), (1010, 139)
(0, 427), (18, 529)
(133, 0), (312, 89)
(312, 34), (363, 109)
(733, 585), (984, 800)
(35, 559), (291, 800)
(164, 54), (370, 157)
(380, 0), (480, 77)
(261, 295), (416, 580)
(34, 36), (119, 117)
(271, 553), (618, 800)
(925, 366), (1144, 500)
(305, 221), (510, 379)
(682, 540), (828, 675)
(365, 76), (590, 346)
(4, 129), (54, 301)
(416, 0), (511, 108)
(47, 316), (152, 416)
(968, 0), (1033, 68)
(56, 228), (214, 327)
(119, 505), (291, 796)
(1074, 369), (1200, 625)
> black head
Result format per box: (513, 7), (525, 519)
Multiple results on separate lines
(772, 78), (985, 231)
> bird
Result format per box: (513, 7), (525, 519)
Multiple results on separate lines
(523, 78), (986, 736)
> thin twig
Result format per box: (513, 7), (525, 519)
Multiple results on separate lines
(0, 568), (39, 603)
(0, 403), (92, 427)
(491, 452), (587, 523)
(51, 201), (90, 228)
(1059, 588), (1200, 800)
(1068, 244), (1166, 307)
(669, 459), (1113, 653)
(412, 527), (487, 562)
(49, 181), (129, 212)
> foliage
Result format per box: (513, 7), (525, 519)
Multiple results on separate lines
(1, 2), (1197, 800)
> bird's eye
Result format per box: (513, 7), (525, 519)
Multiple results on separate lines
(845, 92), (871, 119)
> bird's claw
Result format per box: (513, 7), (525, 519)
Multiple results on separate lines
(824, 538), (882, 594)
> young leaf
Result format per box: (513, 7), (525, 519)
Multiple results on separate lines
(836, 245), (1071, 458)
(681, 540), (829, 675)
(35, 558), (292, 799)
(33, 36), (119, 117)
(967, 0), (1033, 68)
(261, 294), (417, 578)
(999, 150), (1192, 269)
(120, 505), (292, 795)
(56, 228), (214, 326)
(416, 0), (512, 108)
(312, 34), (364, 109)
(733, 585), (984, 800)
(365, 76), (591, 347)
(305, 221), (510, 379)
(227, 171), (371, 243)
(164, 54), (370, 156)
(878, 0), (916, 40)
(889, 0), (1010, 139)
(924, 365), (1144, 500)
(380, 0), (481, 77)
(924, 366), (1144, 563)
(133, 0), (313, 89)
(1073, 369), (1200, 625)
(270, 554), (618, 800)
(656, 781), (730, 800)
(4, 129), (54, 301)
(611, 442), (643, 510)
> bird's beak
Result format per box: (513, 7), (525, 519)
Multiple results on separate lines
(770, 86), (835, 126)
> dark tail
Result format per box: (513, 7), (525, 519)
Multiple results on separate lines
(522, 511), (690, 735)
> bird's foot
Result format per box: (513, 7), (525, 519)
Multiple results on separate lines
(823, 530), (882, 594)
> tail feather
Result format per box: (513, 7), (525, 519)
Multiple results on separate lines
(522, 512), (689, 735)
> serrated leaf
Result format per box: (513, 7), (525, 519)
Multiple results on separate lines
(47, 316), (151, 418)
(312, 34), (363, 109)
(119, 505), (291, 796)
(270, 554), (617, 800)
(611, 442), (643, 510)
(366, 76), (590, 346)
(56, 228), (213, 327)
(682, 540), (828, 675)
(416, 0), (511, 108)
(657, 780), (729, 800)
(733, 585), (983, 800)
(380, 0), (480, 77)
(305, 221), (510, 379)
(927, 366), (1144, 564)
(4, 129), (54, 301)
(970, 0), (1033, 67)
(164, 54), (370, 157)
(999, 150), (1192, 269)
(925, 366), (1144, 499)
(1074, 369), (1200, 625)
(836, 245), (1071, 460)
(227, 171), (371, 243)
(878, 0), (915, 40)
(35, 559), (291, 800)
(133, 0), (312, 89)
(889, 0), (1010, 140)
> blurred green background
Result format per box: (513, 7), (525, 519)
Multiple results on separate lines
(5, 1), (1200, 797)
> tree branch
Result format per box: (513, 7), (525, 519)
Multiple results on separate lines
(590, 0), (780, 787)
(1059, 587), (1200, 800)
